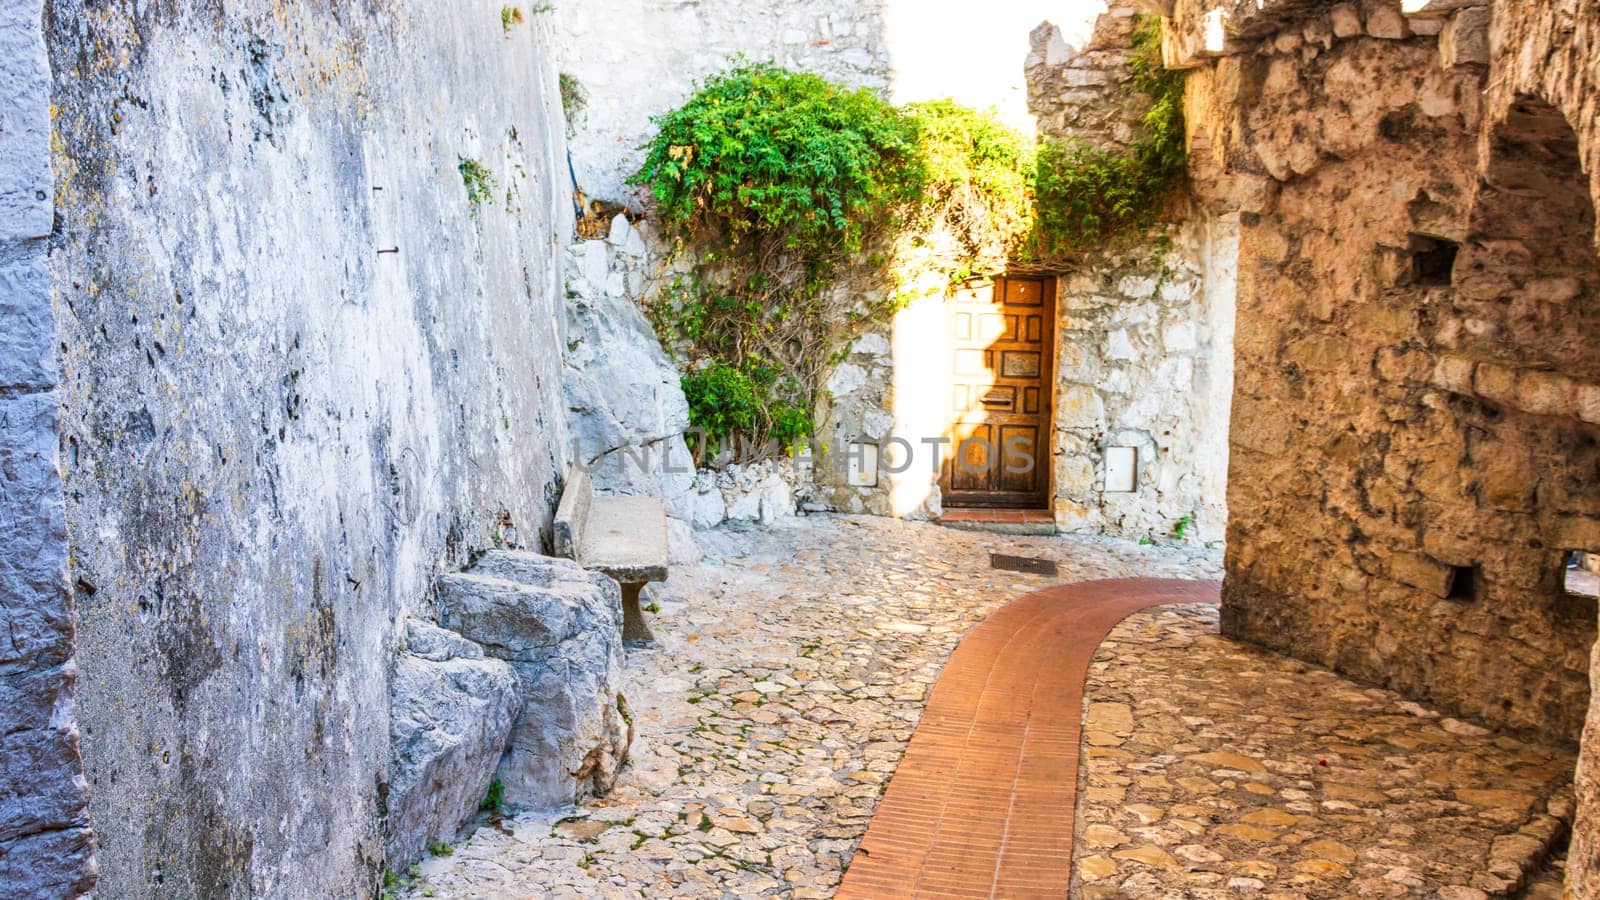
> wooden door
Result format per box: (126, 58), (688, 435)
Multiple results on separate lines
(941, 276), (1054, 509)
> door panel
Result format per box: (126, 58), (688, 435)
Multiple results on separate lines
(997, 424), (1039, 495)
(951, 423), (994, 492)
(941, 276), (1054, 508)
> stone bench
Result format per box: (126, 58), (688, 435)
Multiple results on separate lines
(555, 465), (668, 647)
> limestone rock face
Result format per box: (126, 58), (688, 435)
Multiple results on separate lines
(386, 619), (520, 869)
(438, 552), (632, 811)
(667, 517), (703, 566)
(47, 2), (575, 892)
(562, 234), (696, 520)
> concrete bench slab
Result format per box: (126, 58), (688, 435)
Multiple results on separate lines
(555, 465), (669, 646)
(580, 497), (669, 584)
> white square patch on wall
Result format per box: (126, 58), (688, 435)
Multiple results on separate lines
(847, 443), (879, 488)
(1104, 446), (1138, 493)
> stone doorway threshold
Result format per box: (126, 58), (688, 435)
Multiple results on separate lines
(938, 507), (1057, 536)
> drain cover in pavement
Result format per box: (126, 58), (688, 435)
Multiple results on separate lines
(990, 553), (1058, 576)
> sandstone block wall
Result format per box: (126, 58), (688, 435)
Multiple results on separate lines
(1177, 1), (1600, 894)
(1174, 3), (1600, 886)
(0, 1), (97, 895)
(45, 1), (572, 894)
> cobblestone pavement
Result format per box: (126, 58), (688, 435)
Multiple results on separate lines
(401, 515), (1220, 898)
(1073, 605), (1576, 899)
(401, 515), (1575, 899)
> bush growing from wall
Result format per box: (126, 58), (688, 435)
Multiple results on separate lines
(632, 63), (924, 452)
(1029, 16), (1186, 257)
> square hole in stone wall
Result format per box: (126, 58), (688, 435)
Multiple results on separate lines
(1566, 551), (1600, 599)
(1447, 564), (1480, 601)
(1409, 234), (1460, 286)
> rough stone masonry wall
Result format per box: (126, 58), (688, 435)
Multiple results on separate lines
(1049, 217), (1237, 541)
(1027, 1), (1236, 542)
(0, 1), (97, 895)
(1483, 2), (1600, 894)
(1179, 0), (1600, 761)
(45, 1), (572, 895)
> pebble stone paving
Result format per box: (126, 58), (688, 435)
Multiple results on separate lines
(402, 515), (1573, 899)
(402, 515), (1218, 898)
(1073, 606), (1576, 899)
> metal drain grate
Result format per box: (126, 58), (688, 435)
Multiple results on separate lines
(990, 553), (1059, 576)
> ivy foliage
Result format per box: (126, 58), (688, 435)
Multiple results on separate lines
(631, 19), (1184, 453)
(1029, 16), (1186, 256)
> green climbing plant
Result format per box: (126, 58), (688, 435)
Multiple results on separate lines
(903, 99), (1037, 278)
(1029, 15), (1187, 256)
(457, 158), (497, 213)
(631, 63), (923, 452)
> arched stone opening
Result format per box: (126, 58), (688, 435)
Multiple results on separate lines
(1444, 97), (1600, 895)
(1454, 96), (1600, 382)
(1423, 95), (1600, 747)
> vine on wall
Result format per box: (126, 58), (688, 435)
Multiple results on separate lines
(630, 17), (1185, 454)
(1029, 16), (1186, 259)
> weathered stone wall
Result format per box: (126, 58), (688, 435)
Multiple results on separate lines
(1027, 6), (1148, 151)
(1051, 216), (1236, 541)
(0, 1), (97, 895)
(1179, 0), (1600, 894)
(562, 224), (697, 519)
(46, 1), (572, 895)
(1026, 0), (1236, 542)
(1481, 3), (1600, 893)
(1180, 0), (1598, 774)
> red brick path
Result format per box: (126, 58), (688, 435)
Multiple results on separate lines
(835, 578), (1220, 899)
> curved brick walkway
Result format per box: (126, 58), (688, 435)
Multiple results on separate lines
(837, 578), (1219, 900)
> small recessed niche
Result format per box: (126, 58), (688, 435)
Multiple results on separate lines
(846, 443), (879, 488)
(1104, 446), (1138, 493)
(1409, 234), (1460, 286)
(1447, 564), (1480, 601)
(1565, 551), (1600, 600)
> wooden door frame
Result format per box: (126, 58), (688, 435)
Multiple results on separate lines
(940, 275), (1057, 510)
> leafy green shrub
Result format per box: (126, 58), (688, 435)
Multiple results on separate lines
(480, 778), (505, 812)
(633, 62), (923, 255)
(680, 360), (814, 454)
(559, 73), (587, 135)
(681, 363), (761, 450)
